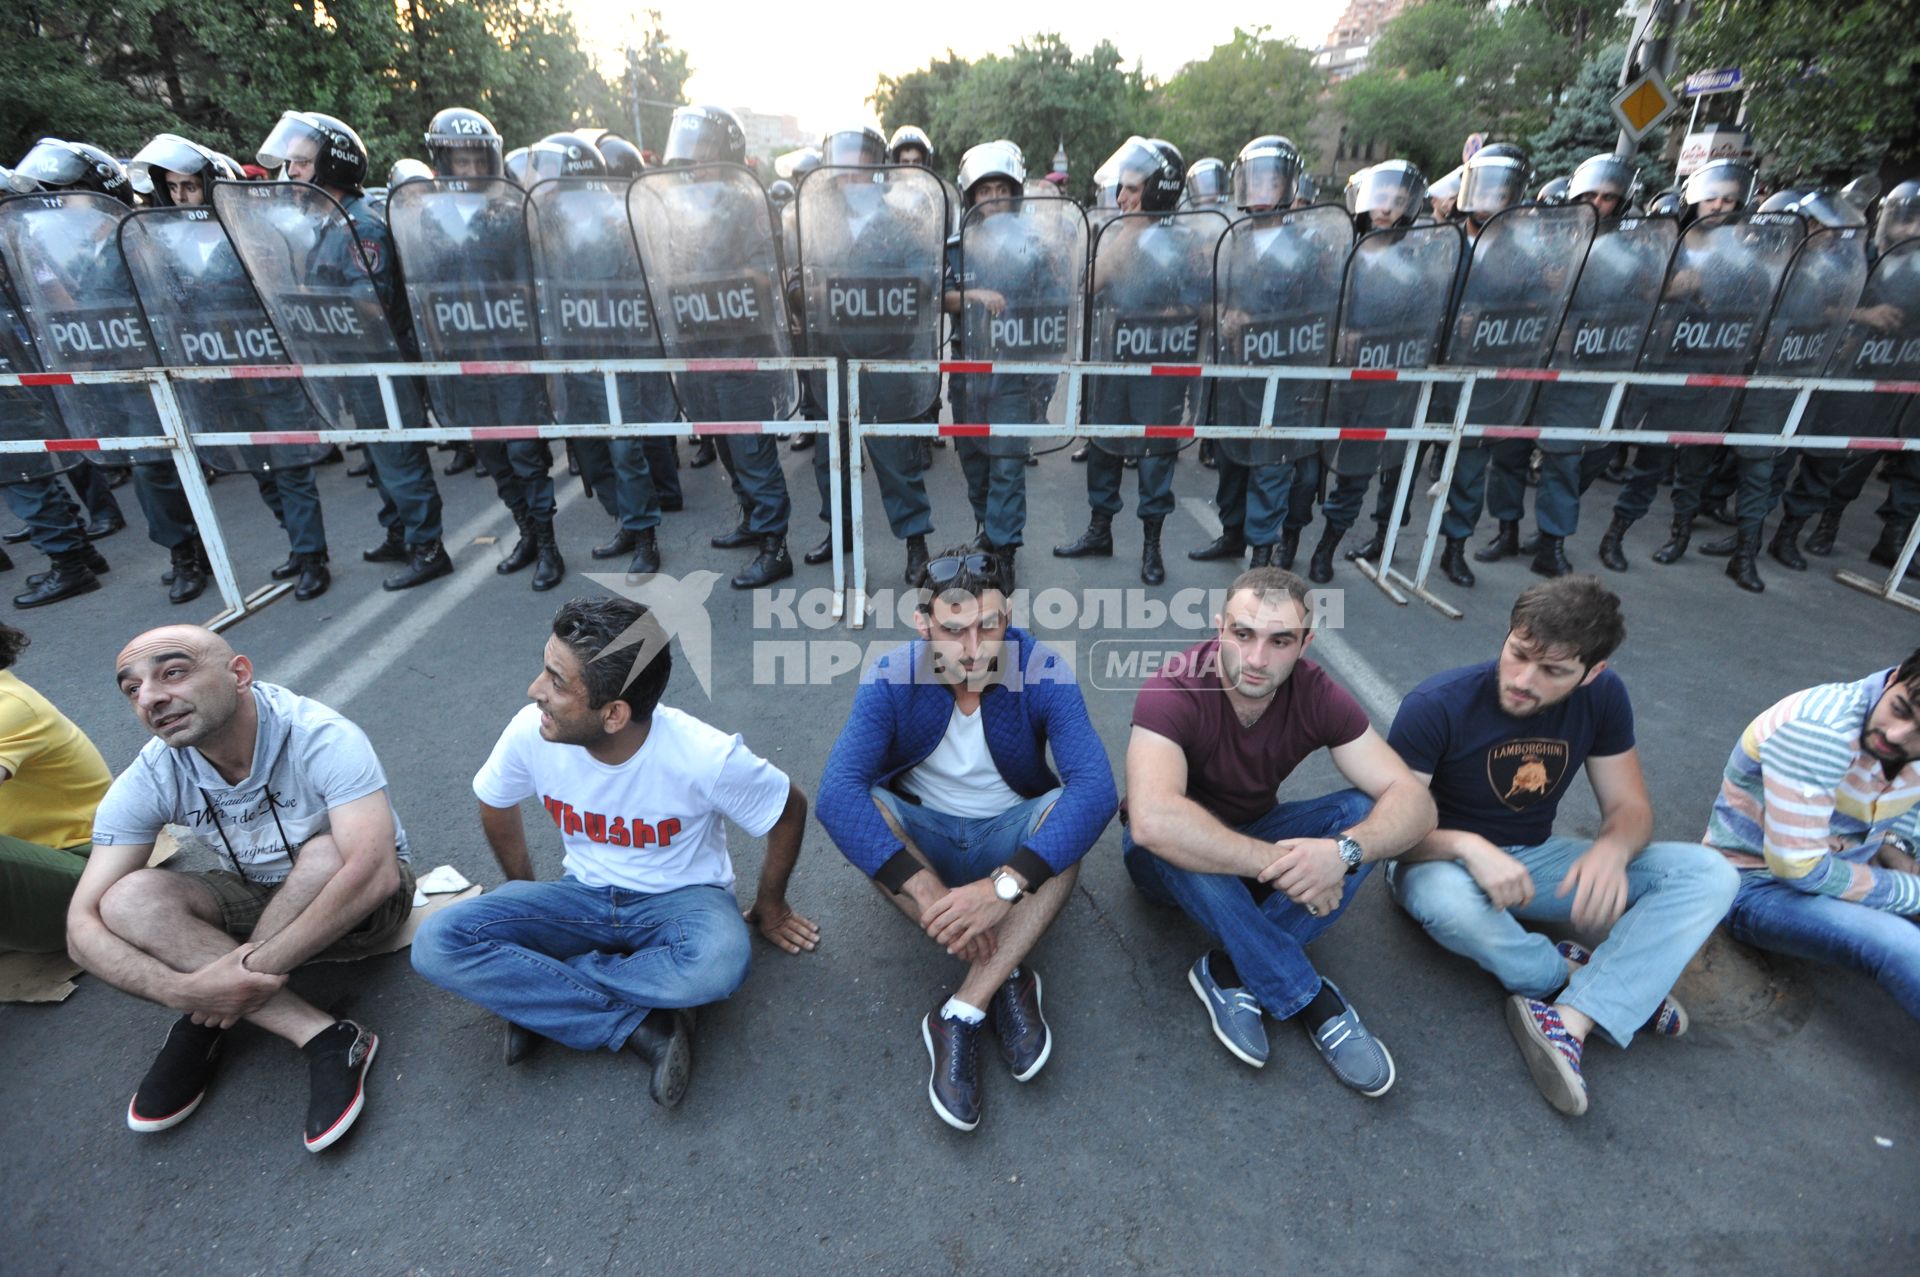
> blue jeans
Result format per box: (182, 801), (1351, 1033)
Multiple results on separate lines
(410, 877), (751, 1052)
(1386, 838), (1738, 1047)
(871, 786), (1063, 884)
(2, 477), (88, 556)
(1213, 457), (1294, 546)
(1123, 788), (1375, 1021)
(956, 441), (1027, 549)
(1725, 869), (1920, 1023)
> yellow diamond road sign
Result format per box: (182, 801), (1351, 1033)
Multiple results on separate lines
(1611, 71), (1678, 142)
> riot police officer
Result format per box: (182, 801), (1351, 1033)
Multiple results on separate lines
(1182, 158), (1230, 211)
(596, 133), (647, 179)
(887, 126), (934, 169)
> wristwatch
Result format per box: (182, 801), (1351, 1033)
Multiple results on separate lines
(991, 867), (1026, 903)
(1335, 834), (1365, 876)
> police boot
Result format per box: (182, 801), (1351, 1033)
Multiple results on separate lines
(1276, 526), (1300, 572)
(804, 531), (850, 566)
(346, 450), (370, 478)
(1247, 543), (1273, 568)
(1804, 509), (1843, 557)
(363, 526), (407, 563)
(1307, 522), (1343, 585)
(712, 510), (758, 550)
(1650, 515), (1693, 564)
(1187, 528), (1246, 561)
(1070, 444), (1089, 463)
(294, 551), (331, 602)
(1767, 515), (1808, 571)
(1726, 529), (1765, 593)
(443, 443), (476, 476)
(1199, 440), (1218, 470)
(592, 527), (638, 560)
(25, 544), (108, 587)
(1529, 535), (1572, 579)
(271, 552), (301, 581)
(0, 545), (9, 572)
(1141, 517), (1166, 586)
(731, 535), (792, 590)
(531, 521), (565, 592)
(497, 515), (539, 575)
(383, 540), (453, 591)
(2, 526), (27, 544)
(1439, 536), (1476, 588)
(1868, 518), (1913, 568)
(789, 432), (814, 452)
(904, 534), (929, 585)
(168, 540), (208, 606)
(1472, 519), (1521, 563)
(689, 437), (718, 469)
(1699, 531), (1738, 558)
(15, 551), (102, 608)
(1597, 516), (1632, 572)
(84, 510), (125, 540)
(1345, 519), (1389, 563)
(1053, 511), (1113, 558)
(626, 529), (661, 578)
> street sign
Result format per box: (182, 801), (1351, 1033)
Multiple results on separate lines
(1462, 132), (1486, 164)
(1684, 66), (1743, 96)
(1611, 70), (1679, 143)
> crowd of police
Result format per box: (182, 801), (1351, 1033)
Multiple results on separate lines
(0, 104), (1916, 614)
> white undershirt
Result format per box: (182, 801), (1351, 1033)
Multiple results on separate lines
(899, 703), (1023, 820)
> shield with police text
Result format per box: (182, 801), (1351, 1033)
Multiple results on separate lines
(118, 206), (333, 474)
(1622, 211), (1805, 435)
(1799, 235), (1920, 440)
(211, 179), (427, 434)
(796, 165), (948, 421)
(627, 163), (798, 423)
(1085, 208), (1230, 457)
(0, 272), (75, 482)
(952, 194), (1088, 457)
(1531, 214), (1678, 454)
(1212, 203), (1352, 465)
(1323, 222), (1465, 475)
(0, 192), (168, 464)
(1731, 225), (1871, 455)
(386, 177), (551, 430)
(525, 177), (676, 428)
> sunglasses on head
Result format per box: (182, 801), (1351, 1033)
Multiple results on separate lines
(923, 552), (1001, 586)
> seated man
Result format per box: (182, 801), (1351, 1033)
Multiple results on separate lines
(69, 625), (415, 1152)
(412, 597), (816, 1110)
(816, 548), (1116, 1131)
(1124, 566), (1434, 1097)
(1, 621), (113, 952)
(1386, 577), (1738, 1117)
(1708, 649), (1920, 1021)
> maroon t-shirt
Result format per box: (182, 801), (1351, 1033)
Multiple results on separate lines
(1131, 641), (1370, 828)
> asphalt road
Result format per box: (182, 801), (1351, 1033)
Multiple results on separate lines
(3, 437), (1917, 1275)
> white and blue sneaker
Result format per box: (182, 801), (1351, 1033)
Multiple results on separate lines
(1188, 953), (1268, 1068)
(1305, 980), (1396, 1097)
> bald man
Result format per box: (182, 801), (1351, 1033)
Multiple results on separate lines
(68, 626), (415, 1153)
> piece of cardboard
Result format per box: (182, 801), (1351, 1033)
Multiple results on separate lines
(310, 883), (484, 962)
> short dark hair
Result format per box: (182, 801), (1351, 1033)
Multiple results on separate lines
(551, 596), (671, 717)
(0, 622), (25, 671)
(1225, 566), (1315, 622)
(1894, 647), (1920, 692)
(1509, 576), (1624, 669)
(912, 543), (1009, 611)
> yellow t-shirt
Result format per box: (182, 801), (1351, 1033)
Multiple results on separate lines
(0, 670), (112, 850)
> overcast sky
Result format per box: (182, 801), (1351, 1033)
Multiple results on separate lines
(568, 1), (1346, 137)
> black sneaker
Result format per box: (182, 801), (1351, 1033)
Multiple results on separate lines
(127, 1015), (225, 1133)
(921, 1006), (982, 1131)
(990, 966), (1051, 1082)
(301, 1020), (378, 1153)
(623, 1009), (692, 1108)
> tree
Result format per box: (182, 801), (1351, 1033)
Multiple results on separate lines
(872, 52), (974, 158)
(1528, 42), (1672, 183)
(1336, 69), (1475, 177)
(1156, 27), (1323, 167)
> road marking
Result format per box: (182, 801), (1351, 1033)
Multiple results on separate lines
(1179, 495), (1402, 722)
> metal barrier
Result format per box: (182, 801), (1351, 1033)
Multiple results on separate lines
(0, 356), (843, 629)
(848, 357), (1920, 622)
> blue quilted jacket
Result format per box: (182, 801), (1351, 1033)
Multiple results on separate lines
(816, 628), (1118, 889)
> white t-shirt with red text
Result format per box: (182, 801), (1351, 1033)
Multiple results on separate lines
(472, 703), (790, 894)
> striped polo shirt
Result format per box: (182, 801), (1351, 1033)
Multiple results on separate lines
(1705, 668), (1920, 891)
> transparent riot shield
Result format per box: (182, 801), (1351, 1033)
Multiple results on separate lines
(1212, 203), (1352, 465)
(1731, 225), (1871, 452)
(210, 180), (426, 434)
(1532, 214), (1679, 453)
(118, 206), (333, 474)
(795, 165), (948, 422)
(0, 272), (74, 483)
(1085, 208), (1231, 456)
(524, 177), (676, 428)
(1800, 235), (1920, 440)
(627, 163), (797, 423)
(952, 194), (1088, 456)
(0, 192), (168, 463)
(385, 177), (551, 430)
(1324, 222), (1466, 476)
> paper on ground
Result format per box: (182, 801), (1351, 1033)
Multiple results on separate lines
(410, 864), (473, 907)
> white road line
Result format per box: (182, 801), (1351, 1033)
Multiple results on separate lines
(1178, 494), (1403, 722)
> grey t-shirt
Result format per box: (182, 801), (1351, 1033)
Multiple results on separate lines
(92, 682), (410, 884)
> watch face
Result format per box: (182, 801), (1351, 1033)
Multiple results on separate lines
(994, 872), (1021, 900)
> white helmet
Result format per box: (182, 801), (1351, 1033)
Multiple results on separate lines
(956, 140), (1027, 203)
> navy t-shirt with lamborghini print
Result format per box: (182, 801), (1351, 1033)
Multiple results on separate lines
(1387, 659), (1635, 848)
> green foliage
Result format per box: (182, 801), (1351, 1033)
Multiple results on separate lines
(1335, 69), (1473, 177)
(1528, 42), (1670, 182)
(1156, 27), (1323, 168)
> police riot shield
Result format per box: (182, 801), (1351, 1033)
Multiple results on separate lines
(1731, 226), (1871, 454)
(1212, 203), (1352, 465)
(1799, 235), (1920, 440)
(524, 177), (676, 428)
(795, 165), (948, 422)
(1324, 222), (1466, 475)
(210, 180), (427, 434)
(952, 194), (1088, 457)
(1441, 202), (1595, 429)
(0, 192), (168, 464)
(118, 206), (334, 474)
(385, 178), (551, 430)
(1531, 214), (1678, 454)
(627, 163), (797, 423)
(0, 272), (75, 483)
(1085, 208), (1231, 457)
(1622, 211), (1805, 435)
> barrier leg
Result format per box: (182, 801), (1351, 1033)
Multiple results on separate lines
(1389, 377), (1472, 619)
(1835, 513), (1920, 614)
(1352, 437), (1418, 607)
(848, 420), (868, 630)
(827, 417), (846, 625)
(149, 378), (281, 629)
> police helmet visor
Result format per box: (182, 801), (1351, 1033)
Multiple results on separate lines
(822, 131), (885, 167)
(1683, 162), (1755, 209)
(1347, 166), (1426, 223)
(1880, 191), (1920, 247)
(1568, 157), (1634, 204)
(1460, 158), (1528, 217)
(257, 114), (327, 172)
(11, 140), (88, 192)
(1795, 190), (1866, 229)
(1093, 137), (1162, 207)
(429, 136), (503, 179)
(664, 113), (735, 166)
(1232, 152), (1299, 211)
(128, 135), (207, 194)
(1185, 163), (1227, 203)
